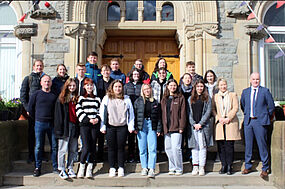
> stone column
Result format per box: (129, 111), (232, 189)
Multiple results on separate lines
(195, 30), (203, 75)
(79, 29), (86, 63)
(186, 32), (195, 62)
(14, 23), (38, 79)
(245, 24), (267, 73)
(156, 7), (162, 22)
(138, 7), (144, 22)
(121, 8), (126, 22)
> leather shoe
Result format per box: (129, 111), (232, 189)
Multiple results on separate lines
(241, 169), (251, 174)
(260, 170), (268, 180)
(219, 166), (227, 174)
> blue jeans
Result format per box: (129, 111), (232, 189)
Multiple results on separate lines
(137, 119), (157, 169)
(35, 121), (58, 170)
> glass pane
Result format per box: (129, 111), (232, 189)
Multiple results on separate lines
(264, 3), (285, 26)
(126, 0), (138, 21)
(143, 0), (156, 21)
(162, 4), (174, 21)
(264, 41), (285, 100)
(108, 3), (120, 21)
(0, 4), (17, 25)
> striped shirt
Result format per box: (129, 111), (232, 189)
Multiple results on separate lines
(76, 96), (101, 123)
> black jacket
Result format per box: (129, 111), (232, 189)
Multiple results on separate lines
(20, 72), (45, 111)
(75, 77), (87, 96)
(51, 74), (69, 96)
(134, 97), (162, 133)
(124, 82), (142, 104)
(96, 77), (114, 100)
(54, 98), (79, 139)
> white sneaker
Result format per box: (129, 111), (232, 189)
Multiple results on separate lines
(59, 170), (68, 180)
(68, 169), (76, 178)
(118, 167), (124, 177)
(199, 166), (205, 176)
(192, 166), (199, 176)
(85, 163), (93, 178)
(109, 168), (116, 177)
(77, 163), (85, 178)
(141, 168), (148, 176)
(168, 170), (175, 175)
(147, 169), (155, 178)
(175, 171), (183, 176)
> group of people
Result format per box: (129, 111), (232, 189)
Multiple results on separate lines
(20, 51), (275, 180)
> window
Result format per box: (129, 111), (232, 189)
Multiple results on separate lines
(0, 4), (21, 100)
(162, 3), (174, 21)
(262, 3), (285, 100)
(126, 0), (138, 21)
(143, 0), (156, 21)
(107, 3), (120, 21)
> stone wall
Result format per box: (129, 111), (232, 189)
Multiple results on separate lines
(271, 121), (285, 189)
(0, 120), (28, 185)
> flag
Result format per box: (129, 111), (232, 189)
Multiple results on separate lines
(276, 1), (285, 9)
(19, 14), (27, 22)
(240, 1), (246, 7)
(265, 36), (275, 43)
(44, 2), (50, 8)
(274, 50), (285, 58)
(256, 25), (264, 31)
(108, 0), (112, 3)
(166, 12), (170, 17)
(247, 12), (255, 20)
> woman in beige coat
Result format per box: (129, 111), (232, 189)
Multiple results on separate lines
(212, 78), (241, 175)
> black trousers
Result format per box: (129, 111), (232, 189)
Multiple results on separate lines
(80, 125), (99, 164)
(28, 117), (35, 160)
(217, 140), (235, 166)
(97, 132), (105, 159)
(127, 132), (138, 160)
(106, 125), (128, 168)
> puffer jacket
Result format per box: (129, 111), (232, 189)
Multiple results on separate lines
(85, 62), (102, 84)
(51, 74), (69, 96)
(134, 97), (162, 133)
(110, 69), (126, 84)
(124, 82), (143, 104)
(126, 65), (150, 84)
(20, 71), (45, 111)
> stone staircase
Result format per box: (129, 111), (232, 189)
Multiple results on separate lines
(2, 152), (274, 187)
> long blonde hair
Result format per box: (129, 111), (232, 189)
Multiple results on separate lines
(141, 84), (154, 103)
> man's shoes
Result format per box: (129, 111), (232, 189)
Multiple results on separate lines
(241, 169), (251, 175)
(227, 165), (233, 175)
(33, 168), (41, 177)
(260, 170), (268, 180)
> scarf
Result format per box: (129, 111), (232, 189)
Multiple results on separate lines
(217, 90), (231, 118)
(205, 82), (217, 98)
(181, 84), (192, 93)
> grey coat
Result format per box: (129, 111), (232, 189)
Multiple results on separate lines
(188, 97), (213, 148)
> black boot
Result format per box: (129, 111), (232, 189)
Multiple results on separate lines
(227, 165), (233, 175)
(219, 165), (227, 174)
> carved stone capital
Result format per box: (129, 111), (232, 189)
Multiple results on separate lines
(14, 23), (38, 40)
(64, 23), (80, 36)
(202, 24), (219, 36)
(186, 32), (195, 40)
(245, 24), (267, 41)
(226, 4), (250, 18)
(195, 30), (203, 38)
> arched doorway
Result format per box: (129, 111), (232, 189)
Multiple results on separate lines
(102, 31), (180, 80)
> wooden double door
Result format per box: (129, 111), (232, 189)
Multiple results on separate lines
(102, 37), (180, 81)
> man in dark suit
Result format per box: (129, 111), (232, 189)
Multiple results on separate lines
(240, 72), (275, 179)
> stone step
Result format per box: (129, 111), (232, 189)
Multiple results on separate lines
(12, 160), (263, 174)
(3, 172), (273, 187)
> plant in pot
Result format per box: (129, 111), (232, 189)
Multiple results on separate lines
(5, 98), (22, 120)
(0, 100), (9, 121)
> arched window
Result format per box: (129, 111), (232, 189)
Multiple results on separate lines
(261, 3), (285, 100)
(162, 3), (174, 21)
(126, 0), (138, 21)
(143, 0), (156, 21)
(0, 4), (22, 100)
(107, 2), (120, 21)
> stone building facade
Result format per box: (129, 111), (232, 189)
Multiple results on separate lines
(0, 1), (284, 99)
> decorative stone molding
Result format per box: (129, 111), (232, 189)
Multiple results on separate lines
(245, 24), (267, 41)
(30, 4), (56, 19)
(202, 24), (219, 36)
(186, 32), (195, 40)
(226, 3), (250, 18)
(98, 30), (107, 50)
(195, 30), (203, 38)
(14, 23), (38, 40)
(64, 22), (80, 36)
